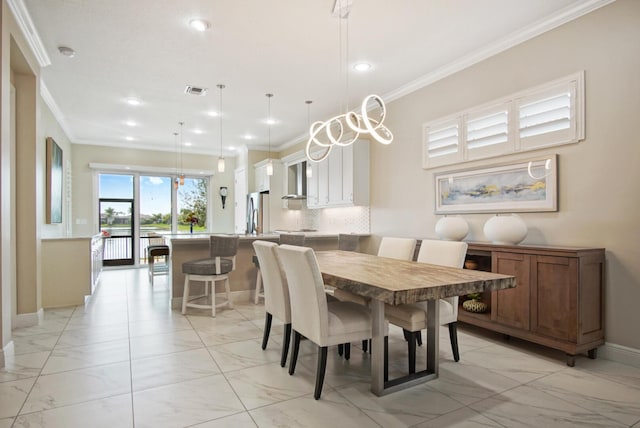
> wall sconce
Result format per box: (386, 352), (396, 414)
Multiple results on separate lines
(219, 186), (228, 209)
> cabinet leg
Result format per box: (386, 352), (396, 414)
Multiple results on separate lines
(588, 348), (598, 359)
(566, 354), (576, 367)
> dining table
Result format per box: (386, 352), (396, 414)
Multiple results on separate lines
(315, 250), (516, 396)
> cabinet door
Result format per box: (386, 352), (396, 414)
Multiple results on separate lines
(306, 162), (320, 208)
(491, 252), (531, 330)
(318, 158), (329, 206)
(342, 144), (354, 203)
(531, 256), (577, 341)
(255, 165), (268, 192)
(328, 148), (343, 204)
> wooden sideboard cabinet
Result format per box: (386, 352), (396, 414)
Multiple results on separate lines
(458, 242), (605, 366)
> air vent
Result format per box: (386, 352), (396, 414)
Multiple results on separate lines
(184, 86), (208, 96)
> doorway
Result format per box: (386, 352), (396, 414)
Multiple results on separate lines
(99, 198), (135, 266)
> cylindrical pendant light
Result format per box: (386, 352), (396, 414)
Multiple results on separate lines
(217, 84), (226, 173)
(266, 93), (274, 176)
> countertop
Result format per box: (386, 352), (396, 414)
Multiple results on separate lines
(170, 232), (342, 242)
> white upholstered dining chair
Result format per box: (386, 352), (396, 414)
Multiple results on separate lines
(254, 233), (305, 304)
(384, 239), (468, 373)
(276, 244), (385, 400)
(252, 240), (291, 367)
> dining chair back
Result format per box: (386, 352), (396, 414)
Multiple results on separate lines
(385, 239), (468, 372)
(377, 237), (417, 260)
(279, 233), (306, 246)
(254, 234), (306, 304)
(253, 240), (292, 367)
(338, 233), (359, 252)
(276, 244), (378, 399)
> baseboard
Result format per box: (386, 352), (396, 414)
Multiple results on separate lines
(13, 308), (44, 328)
(600, 342), (640, 368)
(171, 290), (255, 310)
(0, 340), (14, 368)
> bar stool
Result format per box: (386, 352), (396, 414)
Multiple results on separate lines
(147, 234), (170, 286)
(182, 235), (238, 317)
(254, 233), (305, 304)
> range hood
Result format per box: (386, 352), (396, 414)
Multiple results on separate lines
(282, 162), (307, 200)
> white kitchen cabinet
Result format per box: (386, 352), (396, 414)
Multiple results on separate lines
(254, 163), (270, 192)
(306, 162), (320, 208)
(306, 140), (369, 208)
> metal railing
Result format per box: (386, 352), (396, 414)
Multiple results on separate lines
(101, 234), (169, 265)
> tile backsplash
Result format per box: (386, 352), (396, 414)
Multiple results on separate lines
(279, 205), (370, 233)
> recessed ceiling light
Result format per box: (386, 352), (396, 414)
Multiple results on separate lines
(265, 118), (276, 125)
(193, 129), (203, 134)
(184, 142), (193, 147)
(125, 98), (141, 106)
(207, 111), (219, 117)
(189, 19), (211, 32)
(125, 136), (134, 141)
(354, 62), (372, 72)
(125, 121), (136, 127)
(227, 146), (236, 151)
(243, 134), (254, 140)
(58, 46), (76, 58)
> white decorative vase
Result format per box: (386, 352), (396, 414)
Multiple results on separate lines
(483, 214), (528, 245)
(435, 216), (469, 241)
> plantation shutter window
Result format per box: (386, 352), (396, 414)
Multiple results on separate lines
(465, 104), (510, 160)
(422, 72), (584, 170)
(516, 77), (581, 151)
(423, 118), (461, 168)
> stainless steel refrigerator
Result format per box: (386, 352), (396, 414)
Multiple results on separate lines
(246, 192), (270, 235)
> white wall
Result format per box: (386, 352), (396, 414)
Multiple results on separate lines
(369, 0), (640, 350)
(39, 96), (72, 238)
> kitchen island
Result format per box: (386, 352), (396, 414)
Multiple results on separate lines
(169, 233), (352, 308)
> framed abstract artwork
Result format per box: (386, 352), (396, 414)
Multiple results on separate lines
(46, 137), (63, 223)
(434, 155), (557, 214)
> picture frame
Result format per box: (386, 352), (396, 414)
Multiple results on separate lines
(434, 155), (558, 214)
(46, 137), (63, 224)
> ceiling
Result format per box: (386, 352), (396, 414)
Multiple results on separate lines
(19, 0), (604, 157)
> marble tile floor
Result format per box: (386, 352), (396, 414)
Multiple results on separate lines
(1, 268), (639, 427)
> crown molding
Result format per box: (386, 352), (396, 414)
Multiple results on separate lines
(40, 80), (75, 140)
(382, 0), (615, 104)
(7, 0), (51, 67)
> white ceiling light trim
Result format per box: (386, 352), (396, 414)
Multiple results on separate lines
(217, 84), (226, 173)
(7, 0), (51, 67)
(353, 62), (371, 72)
(189, 19), (211, 32)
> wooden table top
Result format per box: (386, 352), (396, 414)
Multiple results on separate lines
(316, 250), (515, 305)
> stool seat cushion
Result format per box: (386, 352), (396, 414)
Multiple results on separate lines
(148, 245), (170, 257)
(182, 258), (233, 275)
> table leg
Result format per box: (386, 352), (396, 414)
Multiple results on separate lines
(370, 299), (385, 396)
(425, 299), (439, 376)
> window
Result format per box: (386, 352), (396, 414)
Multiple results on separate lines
(177, 177), (208, 234)
(466, 104), (510, 160)
(516, 79), (579, 151)
(423, 71), (584, 169)
(423, 118), (460, 168)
